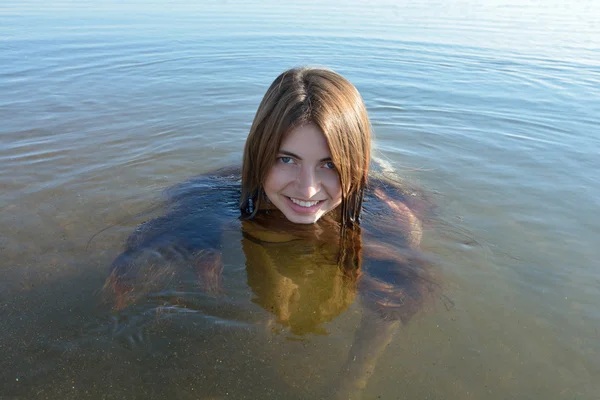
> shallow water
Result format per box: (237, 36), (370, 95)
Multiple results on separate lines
(1, 0), (599, 398)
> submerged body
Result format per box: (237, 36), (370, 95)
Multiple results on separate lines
(106, 164), (438, 398)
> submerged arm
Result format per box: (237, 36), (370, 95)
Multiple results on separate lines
(334, 187), (427, 399)
(106, 171), (241, 310)
(106, 238), (225, 311)
(335, 311), (401, 400)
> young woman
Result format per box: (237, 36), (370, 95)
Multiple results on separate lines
(107, 67), (436, 399)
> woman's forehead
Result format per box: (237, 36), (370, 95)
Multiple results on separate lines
(279, 123), (332, 159)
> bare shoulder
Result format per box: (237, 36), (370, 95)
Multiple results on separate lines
(363, 163), (434, 248)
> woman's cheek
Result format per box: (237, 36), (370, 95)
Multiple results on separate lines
(321, 170), (343, 198)
(268, 164), (295, 184)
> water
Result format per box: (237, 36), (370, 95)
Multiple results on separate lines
(1, 0), (599, 398)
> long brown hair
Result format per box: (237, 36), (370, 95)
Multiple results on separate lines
(241, 67), (372, 227)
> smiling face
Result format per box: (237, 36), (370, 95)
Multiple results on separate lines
(263, 123), (342, 224)
(241, 67), (372, 226)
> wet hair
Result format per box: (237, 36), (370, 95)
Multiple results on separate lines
(240, 67), (372, 227)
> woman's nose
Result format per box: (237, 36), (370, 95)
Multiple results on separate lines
(296, 167), (319, 199)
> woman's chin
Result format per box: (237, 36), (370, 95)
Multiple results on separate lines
(281, 209), (323, 224)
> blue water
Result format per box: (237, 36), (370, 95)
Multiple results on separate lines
(1, 0), (599, 398)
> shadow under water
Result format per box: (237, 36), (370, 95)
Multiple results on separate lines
(102, 164), (446, 398)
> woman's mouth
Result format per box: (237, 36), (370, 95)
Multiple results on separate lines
(286, 196), (324, 214)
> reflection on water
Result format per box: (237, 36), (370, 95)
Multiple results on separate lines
(2, 0), (600, 399)
(243, 219), (359, 337)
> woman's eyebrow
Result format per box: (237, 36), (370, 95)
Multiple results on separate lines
(279, 150), (332, 163)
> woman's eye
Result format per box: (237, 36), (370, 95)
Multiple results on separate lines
(279, 156), (293, 164)
(324, 161), (336, 169)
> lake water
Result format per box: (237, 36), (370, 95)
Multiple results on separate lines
(1, 0), (599, 398)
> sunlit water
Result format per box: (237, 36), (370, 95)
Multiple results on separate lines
(1, 0), (599, 398)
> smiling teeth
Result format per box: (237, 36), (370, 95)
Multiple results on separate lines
(290, 198), (320, 207)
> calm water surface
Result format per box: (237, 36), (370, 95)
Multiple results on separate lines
(1, 0), (599, 398)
